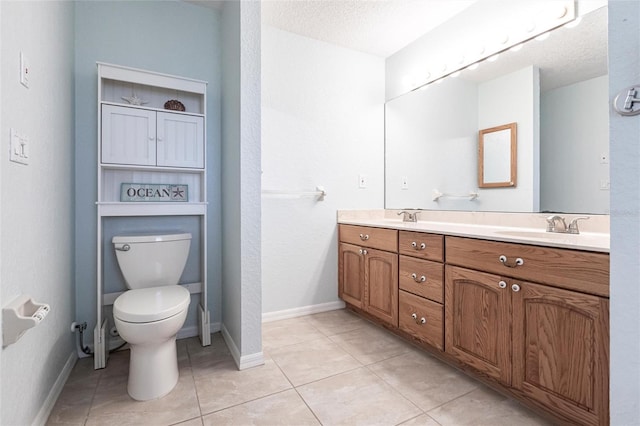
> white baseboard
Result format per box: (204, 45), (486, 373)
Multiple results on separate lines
(32, 351), (77, 426)
(262, 300), (346, 323)
(221, 323), (265, 370)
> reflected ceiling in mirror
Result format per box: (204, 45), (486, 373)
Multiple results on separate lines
(385, 6), (608, 214)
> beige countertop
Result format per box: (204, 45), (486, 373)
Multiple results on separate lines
(338, 210), (610, 253)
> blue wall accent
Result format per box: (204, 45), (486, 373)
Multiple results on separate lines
(74, 1), (222, 340)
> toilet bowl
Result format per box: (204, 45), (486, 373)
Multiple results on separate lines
(112, 233), (192, 401)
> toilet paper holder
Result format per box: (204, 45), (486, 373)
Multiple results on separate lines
(2, 294), (50, 347)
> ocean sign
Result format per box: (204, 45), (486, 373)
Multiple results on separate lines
(120, 183), (188, 202)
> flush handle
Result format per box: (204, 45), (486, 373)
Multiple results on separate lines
(115, 244), (131, 252)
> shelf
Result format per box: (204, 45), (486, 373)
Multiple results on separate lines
(97, 202), (207, 217)
(100, 101), (205, 118)
(100, 163), (205, 173)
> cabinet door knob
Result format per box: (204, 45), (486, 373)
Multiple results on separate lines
(498, 280), (507, 289)
(359, 233), (369, 241)
(411, 273), (426, 283)
(512, 283), (521, 292)
(362, 249), (368, 256)
(499, 255), (524, 268)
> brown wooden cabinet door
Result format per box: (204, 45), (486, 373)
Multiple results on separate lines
(512, 282), (609, 426)
(445, 265), (512, 384)
(364, 248), (398, 327)
(338, 243), (365, 308)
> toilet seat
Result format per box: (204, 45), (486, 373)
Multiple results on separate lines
(114, 286), (190, 323)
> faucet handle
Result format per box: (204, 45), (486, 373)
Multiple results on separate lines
(546, 215), (567, 232)
(567, 217), (589, 234)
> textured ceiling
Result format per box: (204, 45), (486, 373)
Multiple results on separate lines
(261, 0), (476, 57)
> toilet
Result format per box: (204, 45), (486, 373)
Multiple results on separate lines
(112, 233), (192, 401)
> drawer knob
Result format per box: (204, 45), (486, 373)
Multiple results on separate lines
(411, 313), (426, 325)
(498, 280), (507, 289)
(359, 233), (370, 241)
(411, 242), (426, 250)
(512, 283), (521, 292)
(411, 273), (427, 283)
(499, 255), (524, 268)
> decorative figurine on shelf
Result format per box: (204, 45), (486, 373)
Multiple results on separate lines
(164, 99), (185, 112)
(121, 93), (148, 106)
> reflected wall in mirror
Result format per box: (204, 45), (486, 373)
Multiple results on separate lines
(479, 122), (517, 188)
(385, 6), (609, 214)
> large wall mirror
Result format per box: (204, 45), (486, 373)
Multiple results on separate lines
(385, 6), (609, 214)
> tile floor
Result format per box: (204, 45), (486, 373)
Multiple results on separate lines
(47, 309), (552, 426)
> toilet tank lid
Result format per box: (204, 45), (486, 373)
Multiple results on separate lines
(112, 233), (192, 244)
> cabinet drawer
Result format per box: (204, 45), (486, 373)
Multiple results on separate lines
(446, 236), (610, 297)
(398, 231), (443, 261)
(399, 256), (443, 303)
(339, 225), (397, 252)
(399, 290), (443, 350)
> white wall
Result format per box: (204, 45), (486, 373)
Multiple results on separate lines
(261, 26), (385, 316)
(541, 75), (609, 213)
(0, 1), (76, 424)
(609, 1), (640, 423)
(385, 78), (478, 210)
(221, 0), (263, 368)
(477, 66), (540, 212)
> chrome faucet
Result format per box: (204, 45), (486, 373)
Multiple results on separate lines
(398, 210), (418, 222)
(546, 215), (589, 234)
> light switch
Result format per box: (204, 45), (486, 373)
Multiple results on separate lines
(401, 176), (409, 190)
(20, 52), (29, 88)
(9, 128), (29, 165)
(358, 174), (368, 189)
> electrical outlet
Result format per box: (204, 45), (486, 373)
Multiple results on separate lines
(9, 128), (29, 165)
(358, 174), (368, 189)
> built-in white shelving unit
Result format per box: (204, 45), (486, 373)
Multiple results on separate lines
(95, 63), (210, 369)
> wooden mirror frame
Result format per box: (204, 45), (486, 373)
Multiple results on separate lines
(478, 122), (517, 188)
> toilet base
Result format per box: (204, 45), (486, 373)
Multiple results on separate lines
(127, 337), (179, 401)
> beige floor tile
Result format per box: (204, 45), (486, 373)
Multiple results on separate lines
(87, 368), (200, 425)
(269, 336), (362, 386)
(305, 309), (369, 337)
(297, 367), (421, 425)
(262, 317), (327, 350)
(46, 379), (96, 425)
(328, 324), (413, 365)
(194, 358), (292, 415)
(185, 333), (236, 377)
(201, 389), (320, 426)
(427, 386), (552, 426)
(368, 349), (478, 411)
(399, 414), (442, 425)
(173, 417), (204, 426)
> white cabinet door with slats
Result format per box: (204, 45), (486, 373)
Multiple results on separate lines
(156, 112), (204, 168)
(101, 105), (156, 166)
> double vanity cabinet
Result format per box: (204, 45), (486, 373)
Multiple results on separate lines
(338, 223), (609, 425)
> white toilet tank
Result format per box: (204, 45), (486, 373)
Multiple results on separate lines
(112, 233), (192, 289)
